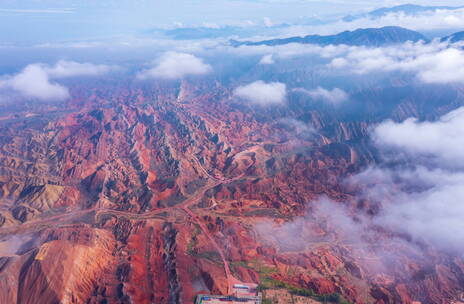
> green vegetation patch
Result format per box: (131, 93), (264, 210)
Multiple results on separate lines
(258, 276), (351, 304)
(186, 224), (201, 255)
(191, 250), (224, 264)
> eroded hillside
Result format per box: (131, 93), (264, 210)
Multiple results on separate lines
(0, 81), (463, 304)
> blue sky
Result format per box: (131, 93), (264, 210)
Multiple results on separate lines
(1, 0), (464, 44)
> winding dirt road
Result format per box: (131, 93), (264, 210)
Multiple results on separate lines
(0, 161), (246, 295)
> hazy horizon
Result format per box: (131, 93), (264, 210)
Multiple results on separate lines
(1, 0), (464, 44)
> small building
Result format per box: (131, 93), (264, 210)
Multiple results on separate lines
(195, 294), (262, 304)
(196, 283), (261, 304)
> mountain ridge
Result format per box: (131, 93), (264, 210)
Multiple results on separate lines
(231, 26), (428, 47)
(343, 3), (464, 21)
(441, 31), (464, 43)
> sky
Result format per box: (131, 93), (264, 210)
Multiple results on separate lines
(1, 0), (464, 44)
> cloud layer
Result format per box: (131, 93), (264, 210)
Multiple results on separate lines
(0, 61), (114, 101)
(0, 64), (69, 101)
(259, 54), (275, 65)
(280, 7), (464, 38)
(297, 87), (349, 105)
(234, 80), (287, 105)
(353, 106), (464, 253)
(137, 52), (212, 80)
(373, 107), (464, 164)
(45, 60), (113, 78)
(256, 105), (464, 258)
(329, 41), (464, 84)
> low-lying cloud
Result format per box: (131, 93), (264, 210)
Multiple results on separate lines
(255, 197), (365, 252)
(256, 106), (464, 267)
(234, 80), (287, 106)
(254, 195), (425, 279)
(0, 60), (115, 101)
(277, 118), (317, 140)
(353, 106), (464, 253)
(373, 107), (464, 165)
(222, 38), (464, 86)
(259, 54), (275, 65)
(137, 52), (212, 80)
(365, 167), (464, 253)
(279, 8), (464, 37)
(227, 42), (350, 60)
(44, 60), (114, 78)
(0, 64), (69, 101)
(296, 87), (349, 105)
(329, 41), (464, 84)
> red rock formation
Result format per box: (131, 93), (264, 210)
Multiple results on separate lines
(0, 81), (463, 304)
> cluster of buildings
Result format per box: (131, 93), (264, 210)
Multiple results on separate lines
(196, 284), (262, 304)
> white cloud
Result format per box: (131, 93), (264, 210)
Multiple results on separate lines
(254, 195), (424, 279)
(45, 60), (114, 78)
(374, 107), (464, 164)
(279, 8), (464, 37)
(201, 22), (221, 29)
(225, 36), (464, 86)
(329, 41), (464, 84)
(297, 87), (349, 105)
(409, 48), (464, 83)
(349, 106), (464, 253)
(261, 106), (464, 260)
(255, 197), (364, 252)
(259, 106), (464, 259)
(352, 164), (464, 253)
(379, 167), (464, 253)
(328, 57), (349, 68)
(263, 17), (274, 27)
(0, 64), (69, 101)
(227, 42), (351, 60)
(0, 8), (75, 14)
(0, 61), (114, 101)
(234, 80), (287, 105)
(278, 118), (317, 139)
(259, 54), (275, 65)
(137, 52), (212, 80)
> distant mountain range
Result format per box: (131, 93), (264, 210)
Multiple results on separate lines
(231, 26), (429, 47)
(161, 26), (259, 40)
(152, 4), (463, 41)
(231, 26), (464, 48)
(343, 4), (464, 21)
(441, 31), (464, 43)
